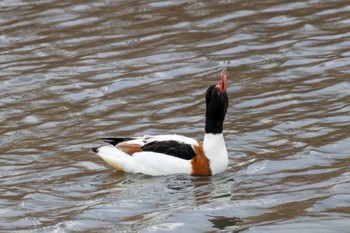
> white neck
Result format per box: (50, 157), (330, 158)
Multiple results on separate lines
(203, 133), (228, 174)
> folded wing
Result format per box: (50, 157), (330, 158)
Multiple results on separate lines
(98, 135), (198, 160)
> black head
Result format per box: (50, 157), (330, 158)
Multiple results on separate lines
(205, 70), (229, 134)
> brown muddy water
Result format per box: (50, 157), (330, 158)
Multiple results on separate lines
(1, 0), (350, 232)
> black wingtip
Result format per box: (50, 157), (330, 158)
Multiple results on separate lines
(97, 137), (134, 146)
(91, 147), (99, 153)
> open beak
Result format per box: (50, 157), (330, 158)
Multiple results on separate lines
(216, 70), (229, 93)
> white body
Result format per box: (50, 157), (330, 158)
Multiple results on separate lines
(95, 133), (228, 176)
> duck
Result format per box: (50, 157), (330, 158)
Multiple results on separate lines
(92, 70), (229, 176)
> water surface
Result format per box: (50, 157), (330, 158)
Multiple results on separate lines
(1, 0), (350, 232)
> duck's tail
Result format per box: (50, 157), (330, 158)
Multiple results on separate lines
(92, 145), (135, 173)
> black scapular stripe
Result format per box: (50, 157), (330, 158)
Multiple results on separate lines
(141, 140), (196, 160)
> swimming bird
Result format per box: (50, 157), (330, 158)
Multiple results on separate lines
(92, 70), (229, 176)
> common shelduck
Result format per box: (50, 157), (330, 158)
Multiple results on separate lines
(92, 70), (229, 176)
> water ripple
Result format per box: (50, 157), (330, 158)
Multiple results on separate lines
(1, 0), (350, 232)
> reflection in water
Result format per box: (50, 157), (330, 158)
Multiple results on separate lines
(1, 0), (350, 232)
(209, 215), (243, 231)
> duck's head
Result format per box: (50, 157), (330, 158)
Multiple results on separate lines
(205, 70), (229, 134)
